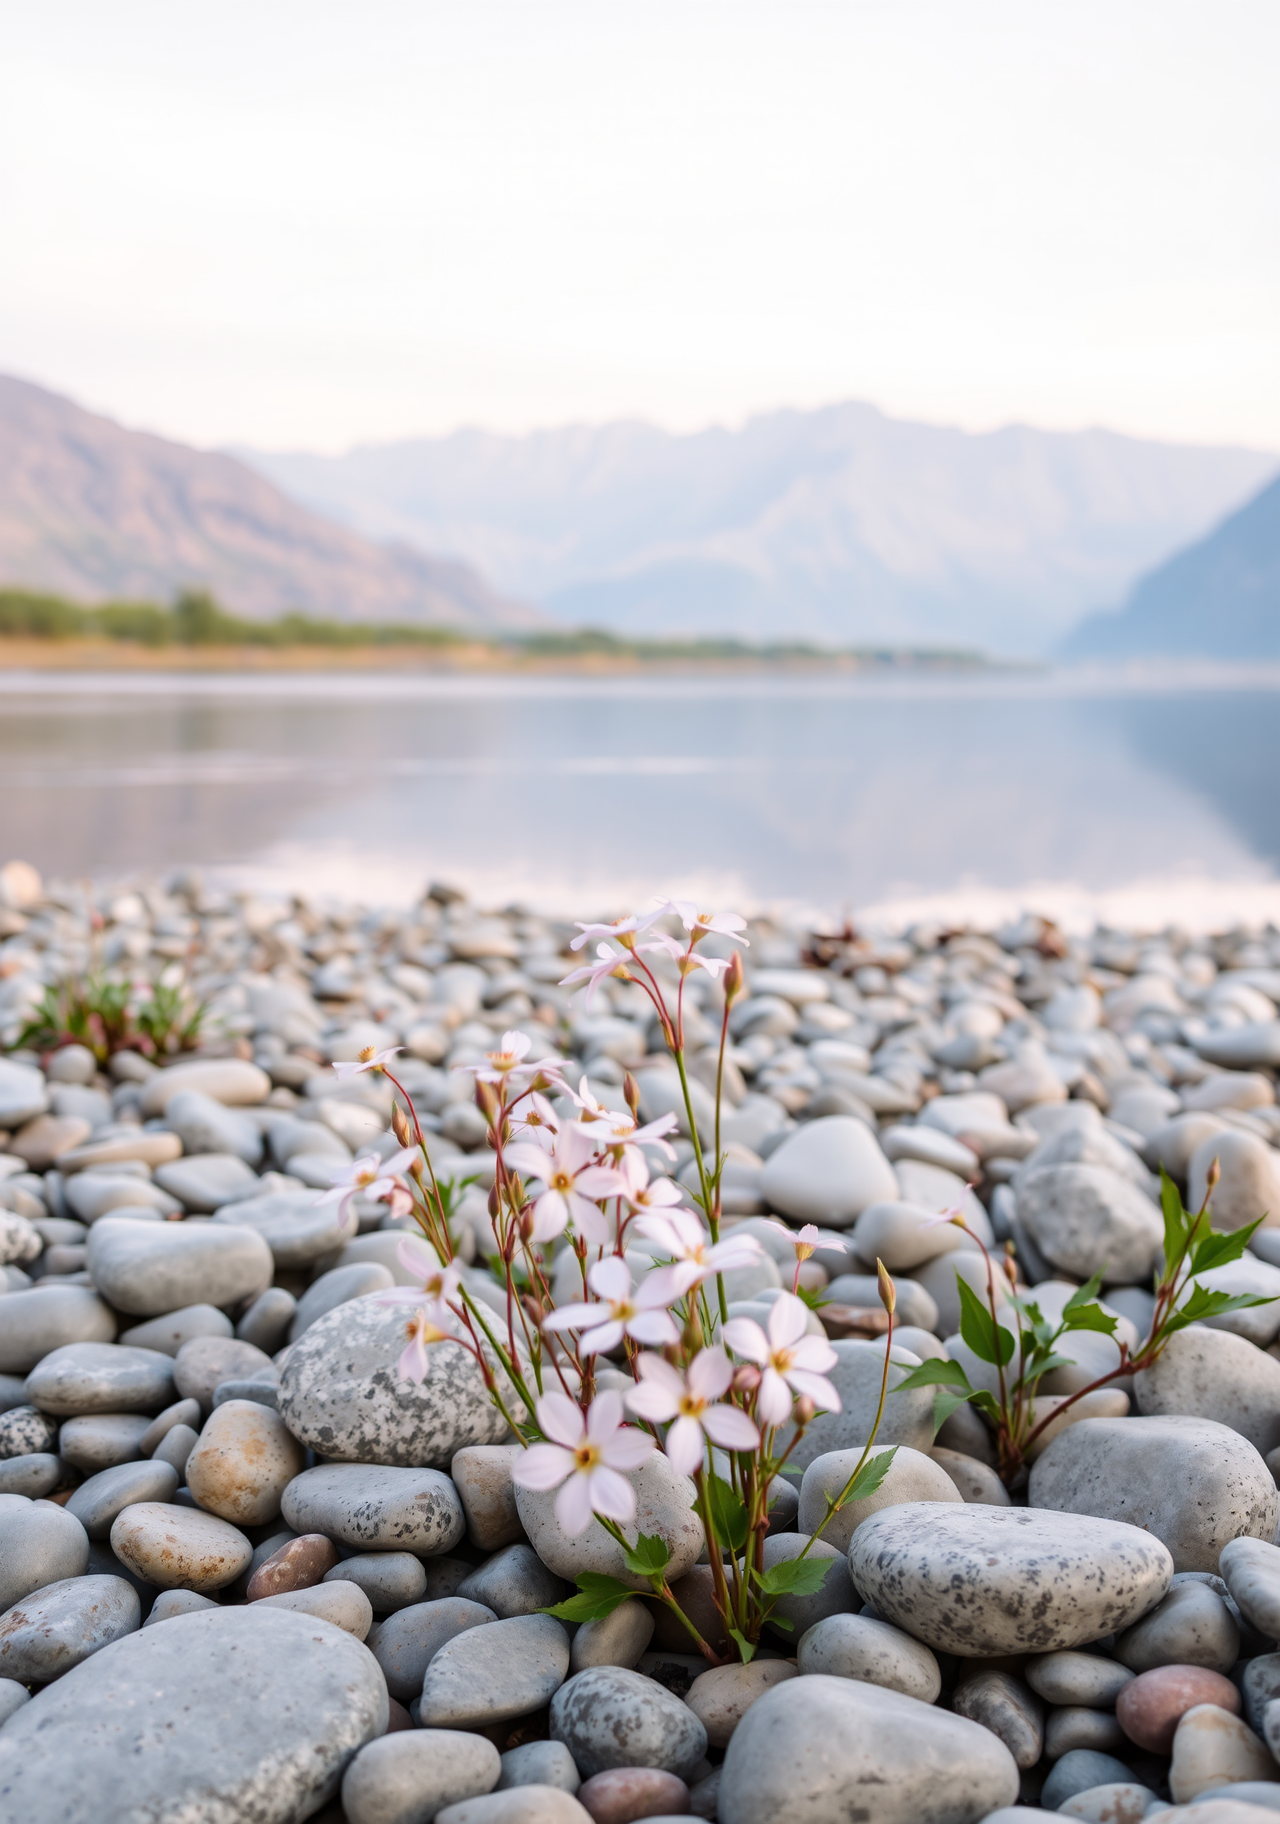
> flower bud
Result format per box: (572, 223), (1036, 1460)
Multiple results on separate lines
(488, 1182), (501, 1219)
(876, 1259), (896, 1316)
(732, 1364), (761, 1394)
(793, 1394), (817, 1426)
(724, 951), (745, 1005)
(474, 1080), (500, 1126)
(624, 1072), (641, 1118)
(1207, 1155), (1221, 1194)
(391, 1101), (413, 1148)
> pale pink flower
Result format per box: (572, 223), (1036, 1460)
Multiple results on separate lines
(722, 1292), (841, 1428)
(504, 1125), (626, 1243)
(570, 910), (665, 952)
(616, 1149), (685, 1216)
(625, 1348), (760, 1474)
(507, 1090), (559, 1148)
(560, 942), (633, 1006)
(635, 1207), (764, 1302)
(314, 1146), (419, 1228)
(511, 1390), (655, 1535)
(332, 1045), (403, 1079)
(456, 1029), (567, 1092)
(375, 1235), (462, 1328)
(663, 902), (749, 945)
(390, 1305), (450, 1383)
(571, 1081), (678, 1163)
(542, 1255), (679, 1356)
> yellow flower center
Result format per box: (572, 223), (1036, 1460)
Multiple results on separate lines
(573, 1442), (601, 1471)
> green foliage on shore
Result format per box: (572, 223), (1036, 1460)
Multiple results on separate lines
(0, 585), (986, 667)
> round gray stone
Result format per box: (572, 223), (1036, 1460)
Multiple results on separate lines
(514, 1450), (703, 1591)
(760, 1117), (899, 1227)
(59, 1411), (154, 1472)
(774, 1339), (936, 1474)
(281, 1463), (465, 1556)
(0, 1574), (140, 1682)
(162, 1089), (265, 1166)
(173, 1335), (275, 1415)
(717, 1672), (1019, 1824)
(342, 1729), (501, 1824)
(550, 1666), (707, 1780)
(1016, 1163), (1164, 1285)
(0, 1452), (63, 1497)
(67, 1459), (181, 1539)
(849, 1502), (1174, 1655)
(797, 1611), (941, 1701)
(0, 1286), (116, 1374)
(119, 1305), (236, 1357)
(455, 1544), (568, 1619)
(497, 1742), (581, 1793)
(323, 1552), (428, 1613)
(289, 1263), (395, 1343)
(1135, 1325), (1280, 1458)
(87, 1218), (272, 1318)
(0, 1605), (387, 1822)
(0, 1058), (48, 1128)
(153, 1153), (262, 1213)
(212, 1190), (356, 1268)
(367, 1597), (497, 1701)
(25, 1343), (174, 1417)
(278, 1294), (509, 1469)
(0, 1493), (89, 1607)
(420, 1613), (570, 1727)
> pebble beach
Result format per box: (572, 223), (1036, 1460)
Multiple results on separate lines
(6, 856), (1280, 1824)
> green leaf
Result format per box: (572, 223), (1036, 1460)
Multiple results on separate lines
(969, 1388), (1003, 1422)
(622, 1532), (672, 1580)
(932, 1386), (977, 1435)
(1023, 1352), (1081, 1382)
(893, 1357), (973, 1394)
(1190, 1216), (1266, 1276)
(1063, 1269), (1106, 1312)
(542, 1572), (636, 1622)
(957, 1275), (1015, 1368)
(705, 1474), (749, 1556)
(1060, 1302), (1118, 1335)
(1160, 1169), (1189, 1268)
(728, 1627), (757, 1664)
(756, 1556), (833, 1598)
(838, 1447), (899, 1504)
(1166, 1286), (1278, 1337)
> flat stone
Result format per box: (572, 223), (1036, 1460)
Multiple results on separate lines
(1041, 1752), (1139, 1811)
(1135, 1327), (1280, 1457)
(0, 1403), (58, 1456)
(236, 1286), (298, 1354)
(1028, 1415), (1279, 1573)
(759, 1533), (856, 1638)
(63, 1169), (181, 1216)
(324, 1551), (428, 1612)
(851, 1199), (973, 1271)
(278, 1293), (509, 1468)
(497, 1742), (581, 1793)
(342, 1730), (501, 1824)
(61, 1136), (183, 1176)
(0, 1452), (63, 1496)
(110, 1500), (252, 1590)
(1114, 1580), (1239, 1673)
(1196, 1022), (1280, 1071)
(367, 1596), (497, 1701)
(173, 1335), (275, 1415)
(1170, 1705), (1275, 1804)
(0, 1605), (386, 1821)
(515, 1451), (702, 1592)
(953, 1669), (1045, 1769)
(87, 1218), (272, 1317)
(137, 1399), (203, 1454)
(212, 1190), (357, 1268)
(1045, 1710), (1129, 1759)
(1026, 1651), (1135, 1709)
(686, 1660), (798, 1747)
(1016, 1163), (1163, 1285)
(760, 1117), (899, 1227)
(850, 1502), (1173, 1656)
(796, 1611), (941, 1701)
(118, 1304), (236, 1355)
(289, 1262), (395, 1341)
(717, 1672), (1019, 1824)
(1117, 1666), (1242, 1752)
(246, 1532), (339, 1599)
(281, 1463), (466, 1556)
(25, 1341), (174, 1418)
(139, 1057), (273, 1116)
(153, 1153), (262, 1213)
(570, 1599), (656, 1673)
(576, 1767), (691, 1824)
(67, 1458), (181, 1537)
(797, 1444), (962, 1552)
(0, 1493), (89, 1606)
(0, 1057), (49, 1127)
(0, 1573), (140, 1682)
(452, 1444), (526, 1550)
(420, 1613), (570, 1727)
(163, 1089), (265, 1165)
(1221, 1536), (1280, 1639)
(436, 1792), (592, 1824)
(0, 1285), (116, 1373)
(143, 1588), (220, 1625)
(9, 1113), (91, 1171)
(254, 1580), (374, 1639)
(184, 1398), (305, 1526)
(551, 1667), (707, 1781)
(152, 1423), (199, 1475)
(456, 1543), (568, 1619)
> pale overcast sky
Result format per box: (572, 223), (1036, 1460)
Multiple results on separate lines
(2, 0), (1277, 452)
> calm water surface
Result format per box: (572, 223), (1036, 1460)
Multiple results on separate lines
(2, 668), (1279, 919)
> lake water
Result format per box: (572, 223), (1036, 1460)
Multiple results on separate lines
(3, 665), (1280, 929)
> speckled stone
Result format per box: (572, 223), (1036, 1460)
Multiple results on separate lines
(0, 1574), (140, 1682)
(420, 1613), (570, 1727)
(368, 1597), (497, 1701)
(551, 1667), (707, 1781)
(849, 1503), (1174, 1656)
(342, 1730), (501, 1824)
(796, 1611), (941, 1702)
(110, 1500), (252, 1591)
(24, 1342), (174, 1417)
(277, 1294), (510, 1468)
(281, 1463), (465, 1556)
(0, 1404), (58, 1457)
(184, 1399), (305, 1526)
(246, 1533), (339, 1599)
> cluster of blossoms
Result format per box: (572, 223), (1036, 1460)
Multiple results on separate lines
(322, 897), (896, 1662)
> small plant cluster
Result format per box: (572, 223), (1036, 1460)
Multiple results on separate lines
(17, 972), (205, 1065)
(894, 1162), (1275, 1486)
(322, 898), (1274, 1662)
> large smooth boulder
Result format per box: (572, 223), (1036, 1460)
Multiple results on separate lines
(0, 1606), (386, 1822)
(1030, 1414), (1279, 1573)
(1135, 1327), (1280, 1458)
(717, 1672), (1018, 1824)
(139, 1058), (272, 1117)
(1188, 1130), (1280, 1232)
(86, 1218), (273, 1317)
(25, 1343), (174, 1416)
(278, 1294), (508, 1468)
(849, 1503), (1172, 1655)
(760, 1117), (898, 1228)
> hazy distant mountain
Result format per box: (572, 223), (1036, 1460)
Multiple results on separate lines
(0, 374), (539, 627)
(1065, 473), (1280, 660)
(243, 405), (1277, 655)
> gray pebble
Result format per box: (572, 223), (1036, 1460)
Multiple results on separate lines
(0, 1492), (89, 1606)
(570, 1598), (655, 1673)
(436, 1792), (591, 1824)
(953, 1669), (1044, 1769)
(154, 1153), (262, 1212)
(342, 1730), (501, 1824)
(1136, 1326), (1280, 1457)
(25, 1342), (174, 1416)
(151, 1422), (199, 1476)
(173, 1335), (275, 1415)
(1044, 1707), (1129, 1759)
(323, 1551), (427, 1612)
(212, 1378), (278, 1409)
(0, 1286), (116, 1374)
(289, 1262), (395, 1342)
(0, 1678), (30, 1725)
(759, 1532), (855, 1638)
(143, 1588), (219, 1626)
(281, 1463), (465, 1556)
(67, 1458), (181, 1538)
(1221, 1536), (1280, 1640)
(1041, 1750), (1140, 1810)
(1114, 1579), (1239, 1673)
(235, 1286), (298, 1354)
(1026, 1651), (1134, 1709)
(551, 1665), (707, 1780)
(137, 1398), (203, 1455)
(118, 1305), (234, 1357)
(59, 1412), (154, 1472)
(421, 1613), (570, 1727)
(796, 1611), (941, 1702)
(369, 1597), (497, 1700)
(497, 1741), (581, 1793)
(0, 1573), (140, 1682)
(0, 1452), (64, 1497)
(163, 1089), (264, 1166)
(456, 1543), (568, 1619)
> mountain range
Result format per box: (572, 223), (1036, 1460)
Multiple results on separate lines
(243, 405), (1278, 656)
(1066, 472), (1280, 660)
(0, 374), (538, 627)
